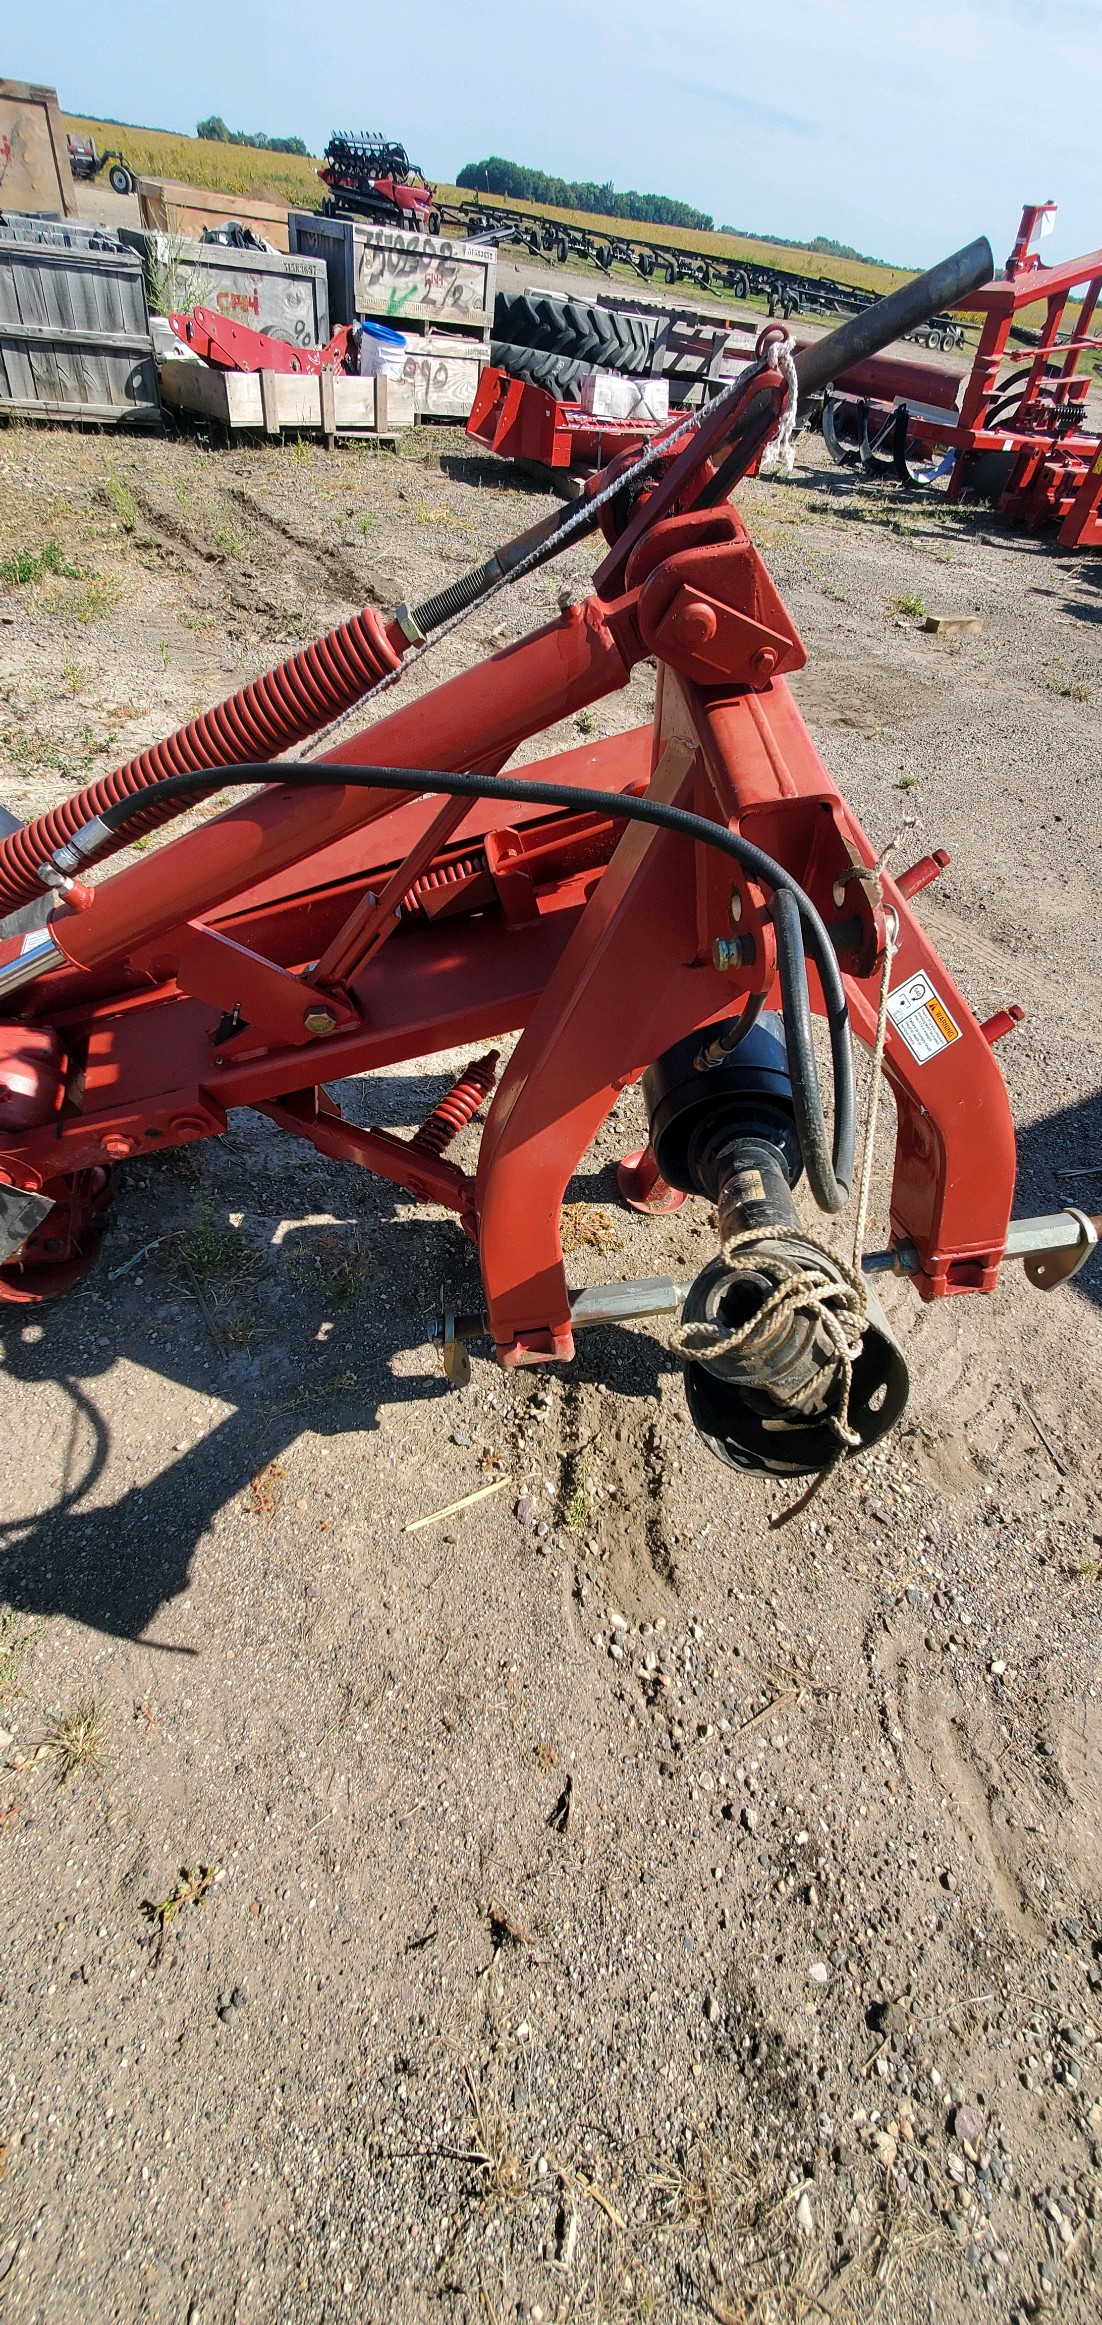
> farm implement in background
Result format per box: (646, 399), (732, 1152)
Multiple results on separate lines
(0, 232), (1097, 1500)
(65, 132), (136, 198)
(823, 203), (1102, 547)
(447, 192), (966, 347)
(317, 134), (442, 235)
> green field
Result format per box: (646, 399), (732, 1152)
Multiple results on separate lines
(63, 114), (912, 295)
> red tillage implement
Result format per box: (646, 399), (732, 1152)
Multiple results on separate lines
(827, 204), (1102, 545)
(0, 239), (1096, 1486)
(169, 307), (354, 376)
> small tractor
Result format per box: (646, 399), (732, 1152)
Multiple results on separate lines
(0, 234), (1097, 1513)
(65, 134), (137, 199)
(317, 134), (441, 235)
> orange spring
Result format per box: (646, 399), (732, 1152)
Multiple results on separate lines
(0, 604), (402, 919)
(411, 1053), (500, 1157)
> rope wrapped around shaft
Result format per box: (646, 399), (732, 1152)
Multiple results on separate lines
(673, 1224), (868, 1451)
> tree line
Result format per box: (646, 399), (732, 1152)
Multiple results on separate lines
(456, 155), (713, 232)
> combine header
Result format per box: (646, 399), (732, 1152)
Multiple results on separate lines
(0, 235), (1096, 1499)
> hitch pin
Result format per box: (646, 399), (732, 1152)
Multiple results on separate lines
(863, 1208), (1100, 1290)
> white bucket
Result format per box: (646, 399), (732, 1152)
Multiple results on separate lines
(357, 320), (407, 380)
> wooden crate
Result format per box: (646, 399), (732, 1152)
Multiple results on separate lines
(0, 225), (158, 426)
(122, 230), (329, 347)
(400, 332), (487, 418)
(0, 80), (76, 217)
(159, 357), (414, 440)
(137, 179), (293, 252)
(290, 213), (494, 334)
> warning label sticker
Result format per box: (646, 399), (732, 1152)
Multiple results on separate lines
(886, 970), (962, 1064)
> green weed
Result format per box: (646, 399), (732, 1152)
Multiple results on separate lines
(103, 474), (137, 532)
(68, 576), (119, 624)
(890, 593), (926, 620)
(212, 526), (243, 557)
(177, 1196), (241, 1280)
(0, 540), (80, 587)
(60, 658), (88, 693)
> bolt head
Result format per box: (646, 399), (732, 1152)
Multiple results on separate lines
(712, 938), (734, 972)
(749, 646), (777, 680)
(673, 599), (718, 650)
(303, 1007), (337, 1038)
(729, 887), (743, 925)
(102, 1133), (137, 1159)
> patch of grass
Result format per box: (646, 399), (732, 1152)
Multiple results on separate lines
(416, 498), (464, 531)
(321, 1257), (368, 1310)
(176, 1196), (241, 1280)
(60, 658), (88, 694)
(0, 540), (80, 587)
(0, 1611), (40, 1711)
(357, 512), (376, 540)
(45, 1697), (103, 1785)
(103, 474), (137, 532)
(212, 526), (244, 557)
(68, 575), (120, 624)
(1052, 677), (1091, 702)
(574, 709), (598, 736)
(889, 593), (926, 620)
(289, 436), (313, 466)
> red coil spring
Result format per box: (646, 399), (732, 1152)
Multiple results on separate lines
(0, 604), (402, 920)
(411, 1053), (499, 1157)
(401, 850), (487, 916)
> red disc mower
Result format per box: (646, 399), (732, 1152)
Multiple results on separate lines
(0, 234), (1097, 1486)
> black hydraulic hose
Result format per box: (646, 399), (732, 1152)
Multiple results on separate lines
(59, 760), (858, 1205)
(770, 887), (849, 1213)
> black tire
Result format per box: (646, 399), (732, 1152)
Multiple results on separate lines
(108, 163), (136, 196)
(491, 290), (657, 375)
(555, 237), (568, 264)
(726, 269), (750, 299)
(664, 263), (677, 284)
(489, 341), (591, 400)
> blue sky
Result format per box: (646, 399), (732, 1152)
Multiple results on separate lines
(11, 0), (1102, 269)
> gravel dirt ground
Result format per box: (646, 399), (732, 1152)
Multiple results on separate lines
(0, 378), (1100, 2325)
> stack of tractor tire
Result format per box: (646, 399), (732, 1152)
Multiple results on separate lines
(490, 289), (657, 402)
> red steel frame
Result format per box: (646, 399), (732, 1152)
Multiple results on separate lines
(909, 203), (1102, 543)
(0, 373), (1020, 1359)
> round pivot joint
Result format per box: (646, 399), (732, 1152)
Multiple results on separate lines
(616, 1146), (687, 1216)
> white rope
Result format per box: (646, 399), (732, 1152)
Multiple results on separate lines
(759, 339), (800, 475)
(298, 336), (800, 763)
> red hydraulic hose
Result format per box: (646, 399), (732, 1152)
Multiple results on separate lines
(0, 603), (402, 918)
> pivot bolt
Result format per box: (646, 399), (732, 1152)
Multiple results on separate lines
(712, 935), (754, 972)
(673, 599), (718, 650)
(750, 647), (777, 680)
(103, 1133), (137, 1158)
(303, 1007), (337, 1037)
